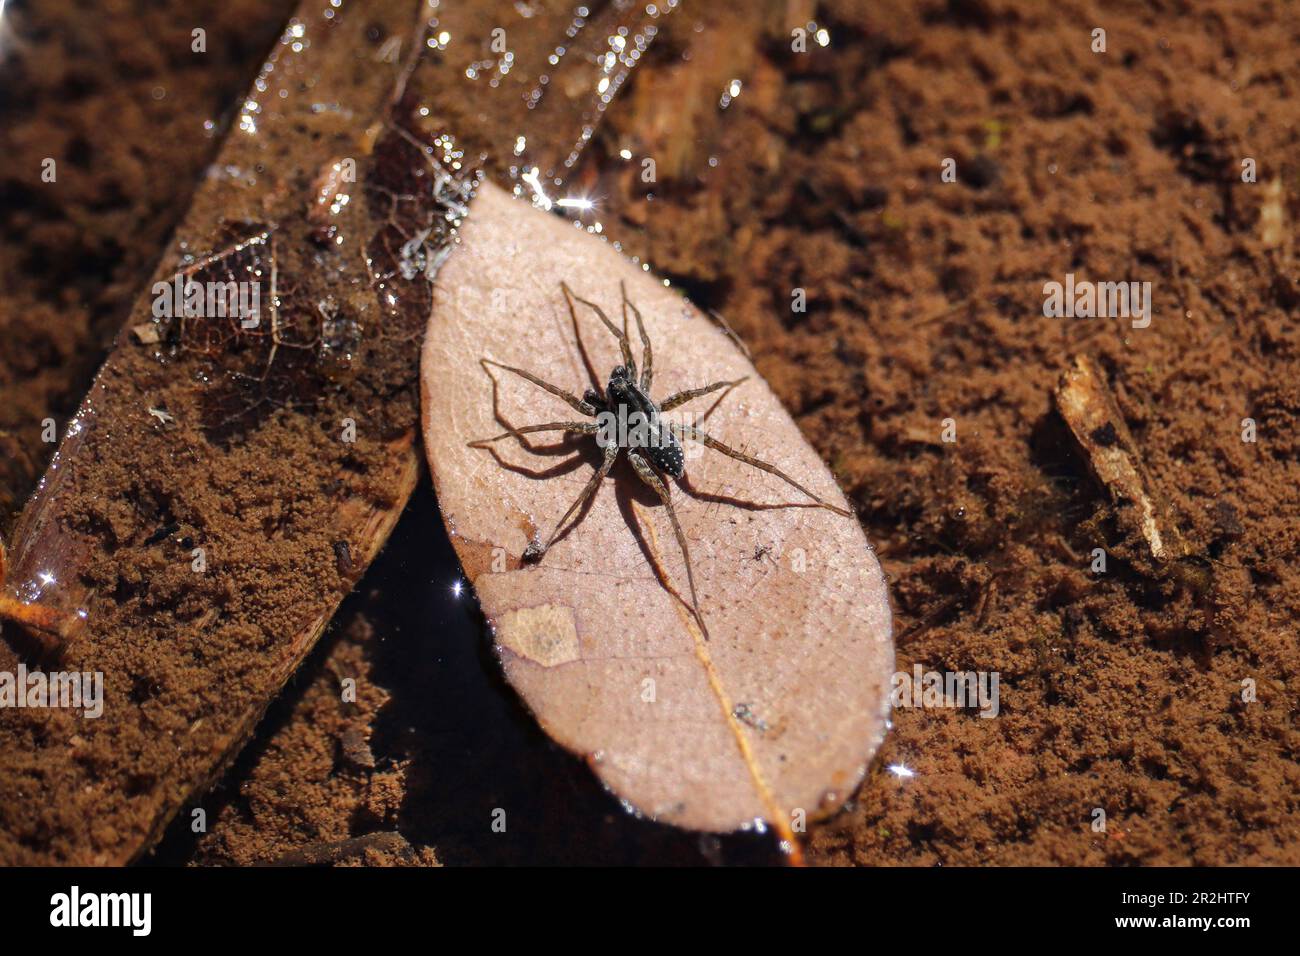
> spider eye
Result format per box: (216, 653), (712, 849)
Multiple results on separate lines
(612, 365), (627, 379)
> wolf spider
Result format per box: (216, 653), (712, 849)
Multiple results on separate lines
(471, 282), (851, 636)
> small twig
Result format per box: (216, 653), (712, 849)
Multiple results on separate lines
(1054, 355), (1190, 565)
(894, 593), (964, 645)
(259, 831), (413, 867)
(1054, 354), (1217, 612)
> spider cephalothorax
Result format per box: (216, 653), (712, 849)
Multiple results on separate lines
(471, 281), (851, 636)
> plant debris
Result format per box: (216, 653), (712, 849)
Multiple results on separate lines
(421, 183), (894, 840)
(1054, 354), (1190, 566)
(0, 0), (436, 864)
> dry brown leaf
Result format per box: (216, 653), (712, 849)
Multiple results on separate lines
(421, 183), (894, 834)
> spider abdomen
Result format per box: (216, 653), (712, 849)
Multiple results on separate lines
(603, 370), (685, 478)
(644, 427), (685, 478)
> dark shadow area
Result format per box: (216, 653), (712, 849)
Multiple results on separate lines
(151, 480), (783, 866)
(368, 482), (780, 865)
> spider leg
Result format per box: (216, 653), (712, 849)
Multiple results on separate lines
(659, 376), (749, 412)
(671, 423), (852, 517)
(562, 282), (636, 379)
(628, 450), (708, 638)
(621, 281), (653, 392)
(469, 420), (599, 453)
(481, 358), (597, 416)
(247, 244), (280, 384)
(523, 441), (619, 561)
(550, 274), (604, 396)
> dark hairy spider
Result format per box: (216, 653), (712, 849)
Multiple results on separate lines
(470, 281), (851, 636)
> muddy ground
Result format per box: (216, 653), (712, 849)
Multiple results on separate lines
(1, 0), (1297, 865)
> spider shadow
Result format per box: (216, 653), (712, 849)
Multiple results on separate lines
(473, 440), (593, 483)
(609, 456), (693, 612)
(472, 359), (606, 549)
(674, 471), (836, 515)
(603, 449), (848, 624)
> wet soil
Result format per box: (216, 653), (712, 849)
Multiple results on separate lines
(2, 0), (1298, 865)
